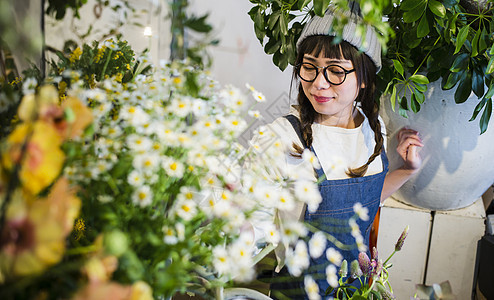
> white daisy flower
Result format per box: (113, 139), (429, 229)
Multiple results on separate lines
(263, 223), (280, 246)
(162, 157), (185, 178)
(252, 90), (266, 102)
(212, 246), (230, 275)
(126, 134), (152, 153)
(294, 180), (322, 213)
(127, 170), (144, 187)
(282, 220), (308, 245)
(353, 202), (370, 221)
(169, 97), (192, 118)
(132, 153), (160, 175)
(326, 264), (339, 288)
(163, 225), (178, 245)
(132, 185), (153, 207)
(326, 247), (343, 266)
(102, 124), (122, 138)
(173, 198), (197, 221)
(286, 240), (310, 277)
(248, 110), (262, 119)
(304, 276), (321, 300)
(302, 149), (321, 169)
(276, 190), (295, 211)
(309, 231), (327, 259)
(228, 238), (253, 268)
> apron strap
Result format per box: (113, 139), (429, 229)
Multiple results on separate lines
(283, 114), (308, 149)
(283, 115), (325, 179)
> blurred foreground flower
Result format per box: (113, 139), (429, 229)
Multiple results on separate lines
(0, 178), (80, 279)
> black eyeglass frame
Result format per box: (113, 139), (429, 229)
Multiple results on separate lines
(296, 62), (356, 86)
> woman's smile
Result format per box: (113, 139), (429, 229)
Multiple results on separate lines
(312, 95), (333, 103)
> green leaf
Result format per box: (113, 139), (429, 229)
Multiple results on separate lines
(472, 68), (485, 98)
(470, 97), (488, 121)
(314, 0), (331, 16)
(428, 0), (446, 17)
(450, 53), (469, 72)
(390, 84), (397, 111)
(454, 71), (472, 103)
(414, 89), (426, 103)
(410, 93), (421, 112)
(400, 96), (409, 110)
(443, 71), (462, 90)
(264, 38), (281, 54)
(485, 83), (494, 99)
(279, 14), (288, 36)
(471, 28), (481, 57)
(410, 74), (429, 84)
(479, 27), (488, 54)
(489, 43), (494, 55)
(417, 15), (430, 38)
(487, 56), (494, 74)
(393, 59), (404, 76)
(403, 2), (426, 23)
(479, 98), (492, 134)
(415, 82), (427, 92)
(401, 0), (424, 11)
(268, 12), (280, 30)
(455, 25), (469, 54)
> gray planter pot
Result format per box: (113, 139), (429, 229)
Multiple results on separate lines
(380, 80), (494, 210)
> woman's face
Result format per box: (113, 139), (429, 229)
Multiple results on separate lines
(300, 51), (360, 127)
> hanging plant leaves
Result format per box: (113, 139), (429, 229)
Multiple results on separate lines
(472, 67), (485, 98)
(479, 99), (492, 134)
(455, 25), (470, 54)
(428, 0), (446, 17)
(487, 56), (494, 74)
(410, 93), (421, 112)
(454, 71), (472, 103)
(417, 15), (430, 38)
(410, 74), (429, 85)
(443, 71), (462, 90)
(403, 0), (427, 23)
(393, 59), (404, 76)
(471, 28), (481, 57)
(390, 84), (398, 111)
(450, 53), (469, 72)
(470, 97), (488, 121)
(401, 0), (424, 11)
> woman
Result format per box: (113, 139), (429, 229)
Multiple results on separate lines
(260, 4), (423, 299)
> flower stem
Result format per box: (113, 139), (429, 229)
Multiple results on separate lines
(101, 49), (113, 81)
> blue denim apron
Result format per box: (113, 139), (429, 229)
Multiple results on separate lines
(270, 115), (388, 299)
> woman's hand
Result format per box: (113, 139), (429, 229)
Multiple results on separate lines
(396, 127), (424, 173)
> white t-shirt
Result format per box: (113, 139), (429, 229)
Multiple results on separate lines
(261, 106), (387, 183)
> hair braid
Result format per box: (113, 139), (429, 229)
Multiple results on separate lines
(346, 96), (384, 178)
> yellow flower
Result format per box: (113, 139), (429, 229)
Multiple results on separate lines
(2, 121), (64, 195)
(0, 178), (81, 279)
(69, 47), (83, 63)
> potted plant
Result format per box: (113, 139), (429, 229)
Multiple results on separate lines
(247, 0), (494, 210)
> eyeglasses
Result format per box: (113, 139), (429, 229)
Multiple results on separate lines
(296, 62), (356, 85)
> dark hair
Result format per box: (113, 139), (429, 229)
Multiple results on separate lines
(293, 35), (383, 177)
